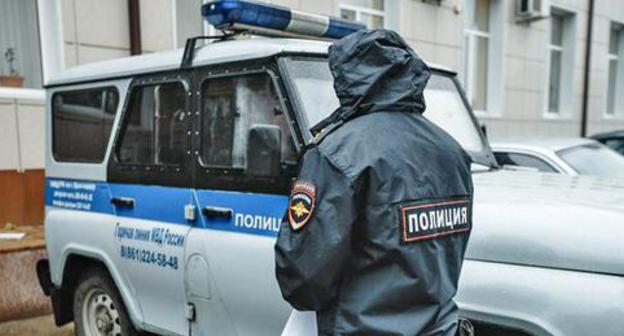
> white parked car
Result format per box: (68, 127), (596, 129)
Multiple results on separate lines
(492, 138), (624, 176)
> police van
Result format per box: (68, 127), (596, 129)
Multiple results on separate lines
(37, 1), (624, 336)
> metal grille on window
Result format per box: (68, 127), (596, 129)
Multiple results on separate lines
(117, 82), (187, 166)
(200, 73), (297, 168)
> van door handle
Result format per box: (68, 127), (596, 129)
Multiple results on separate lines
(202, 206), (233, 219)
(111, 197), (135, 208)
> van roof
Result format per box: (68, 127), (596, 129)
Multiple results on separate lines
(48, 37), (454, 87)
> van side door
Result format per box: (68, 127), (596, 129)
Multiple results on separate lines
(185, 63), (301, 336)
(107, 74), (193, 335)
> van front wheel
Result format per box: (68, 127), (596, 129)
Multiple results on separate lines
(73, 267), (139, 336)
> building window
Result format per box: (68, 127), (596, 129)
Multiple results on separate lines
(0, 0), (42, 88)
(464, 0), (490, 112)
(339, 0), (385, 29)
(546, 9), (575, 116)
(463, 0), (505, 116)
(607, 23), (623, 116)
(547, 14), (564, 114)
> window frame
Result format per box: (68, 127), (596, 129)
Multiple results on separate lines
(196, 68), (298, 170)
(191, 60), (302, 194)
(114, 77), (191, 169)
(51, 86), (120, 164)
(0, 0), (43, 89)
(605, 22), (624, 118)
(462, 0), (505, 117)
(108, 73), (193, 187)
(544, 8), (577, 118)
(547, 13), (564, 116)
(464, 27), (490, 114)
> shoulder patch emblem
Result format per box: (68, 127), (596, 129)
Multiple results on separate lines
(288, 181), (316, 231)
(398, 197), (472, 243)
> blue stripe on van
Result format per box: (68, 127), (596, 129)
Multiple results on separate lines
(46, 179), (115, 215)
(45, 178), (288, 238)
(194, 188), (287, 237)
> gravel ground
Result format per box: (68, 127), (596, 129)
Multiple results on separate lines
(0, 315), (73, 336)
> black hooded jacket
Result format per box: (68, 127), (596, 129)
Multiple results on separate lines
(275, 29), (474, 336)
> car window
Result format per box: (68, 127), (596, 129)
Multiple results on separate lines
(494, 152), (558, 173)
(116, 82), (187, 165)
(557, 143), (624, 176)
(52, 87), (118, 163)
(200, 73), (297, 168)
(604, 139), (624, 155)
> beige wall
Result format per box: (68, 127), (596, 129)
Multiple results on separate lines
(62, 0), (176, 67)
(0, 92), (45, 226)
(56, 0), (624, 138)
(485, 0), (624, 139)
(277, 0), (624, 138)
(265, 0), (463, 71)
(0, 96), (44, 171)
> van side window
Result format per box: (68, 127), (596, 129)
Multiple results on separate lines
(117, 82), (187, 165)
(52, 87), (119, 163)
(200, 73), (297, 168)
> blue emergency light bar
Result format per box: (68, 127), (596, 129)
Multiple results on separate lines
(202, 0), (366, 40)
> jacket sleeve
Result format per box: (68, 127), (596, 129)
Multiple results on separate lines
(274, 146), (357, 311)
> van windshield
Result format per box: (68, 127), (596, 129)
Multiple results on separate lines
(280, 57), (495, 167)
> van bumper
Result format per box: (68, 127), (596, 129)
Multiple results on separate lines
(36, 259), (68, 326)
(36, 259), (52, 296)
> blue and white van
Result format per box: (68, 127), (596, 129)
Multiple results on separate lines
(36, 1), (624, 336)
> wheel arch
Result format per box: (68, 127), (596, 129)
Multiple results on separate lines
(52, 247), (145, 330)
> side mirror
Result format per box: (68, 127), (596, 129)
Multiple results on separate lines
(247, 124), (282, 177)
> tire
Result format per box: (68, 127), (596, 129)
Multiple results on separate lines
(73, 267), (140, 336)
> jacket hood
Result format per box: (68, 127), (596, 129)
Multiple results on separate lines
(318, 29), (430, 130)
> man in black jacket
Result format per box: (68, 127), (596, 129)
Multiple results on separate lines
(275, 29), (474, 336)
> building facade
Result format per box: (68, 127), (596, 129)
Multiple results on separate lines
(0, 0), (621, 226)
(2, 0), (624, 138)
(273, 0), (624, 138)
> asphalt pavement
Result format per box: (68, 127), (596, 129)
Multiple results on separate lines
(0, 315), (73, 336)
